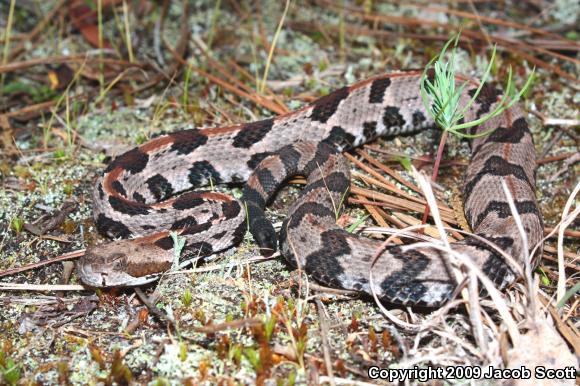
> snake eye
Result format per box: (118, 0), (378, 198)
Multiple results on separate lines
(109, 253), (127, 269)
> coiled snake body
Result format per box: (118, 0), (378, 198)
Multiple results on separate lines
(77, 71), (543, 307)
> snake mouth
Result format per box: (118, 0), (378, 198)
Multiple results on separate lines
(76, 256), (129, 287)
(77, 248), (164, 288)
(76, 259), (161, 288)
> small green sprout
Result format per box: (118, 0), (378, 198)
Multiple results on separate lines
(108, 350), (132, 384)
(318, 86), (330, 97)
(286, 298), (295, 313)
(179, 342), (188, 362)
(151, 378), (170, 386)
(54, 148), (67, 160)
(243, 348), (261, 372)
(395, 155), (412, 172)
(305, 78), (317, 91)
(295, 336), (306, 359)
(346, 215), (369, 233)
(229, 344), (242, 366)
(181, 64), (192, 111)
(194, 309), (206, 324)
(0, 357), (21, 386)
(95, 152), (107, 164)
(287, 369), (297, 386)
(135, 132), (148, 145)
(263, 314), (277, 342)
(181, 289), (193, 307)
(537, 267), (551, 286)
(9, 217), (24, 234)
(63, 182), (74, 196)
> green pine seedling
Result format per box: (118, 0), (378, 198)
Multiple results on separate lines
(420, 32), (535, 139)
(418, 32), (535, 225)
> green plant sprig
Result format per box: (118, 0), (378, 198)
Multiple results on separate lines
(420, 32), (535, 138)
(418, 31), (535, 227)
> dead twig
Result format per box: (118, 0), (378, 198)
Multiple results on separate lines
(1, 93), (90, 120)
(537, 152), (578, 165)
(0, 54), (145, 75)
(134, 287), (175, 328)
(0, 249), (85, 279)
(544, 226), (580, 239)
(24, 200), (78, 236)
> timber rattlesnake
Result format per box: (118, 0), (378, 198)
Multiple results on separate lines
(77, 71), (543, 307)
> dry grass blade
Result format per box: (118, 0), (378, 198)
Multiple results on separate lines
(189, 65), (286, 116)
(541, 251), (579, 271)
(544, 244), (579, 260)
(556, 182), (580, 304)
(415, 239), (521, 341)
(500, 181), (534, 308)
(527, 182), (580, 308)
(364, 144), (469, 167)
(259, 0), (291, 94)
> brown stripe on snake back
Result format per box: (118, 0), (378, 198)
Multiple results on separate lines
(78, 71), (542, 306)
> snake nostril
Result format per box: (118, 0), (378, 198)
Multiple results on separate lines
(110, 253), (124, 261)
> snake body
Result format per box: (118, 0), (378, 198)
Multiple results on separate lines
(77, 71), (543, 307)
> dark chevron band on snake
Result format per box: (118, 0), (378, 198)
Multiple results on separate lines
(77, 71), (543, 307)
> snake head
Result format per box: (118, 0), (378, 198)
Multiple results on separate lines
(244, 202), (277, 256)
(77, 239), (173, 287)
